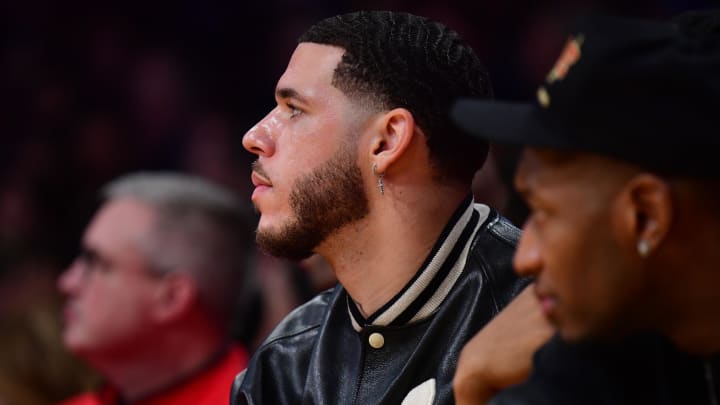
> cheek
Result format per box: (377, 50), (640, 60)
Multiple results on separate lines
(259, 121), (346, 224)
(559, 227), (633, 327)
(542, 220), (608, 308)
(82, 282), (153, 335)
(280, 115), (344, 164)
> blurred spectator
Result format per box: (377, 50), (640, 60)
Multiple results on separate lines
(56, 173), (254, 405)
(0, 257), (96, 405)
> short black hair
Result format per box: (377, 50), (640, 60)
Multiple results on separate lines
(299, 11), (493, 184)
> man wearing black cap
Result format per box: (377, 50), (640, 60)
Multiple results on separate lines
(452, 12), (720, 404)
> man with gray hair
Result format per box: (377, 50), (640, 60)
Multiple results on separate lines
(56, 173), (253, 405)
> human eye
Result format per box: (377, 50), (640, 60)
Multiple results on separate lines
(78, 248), (96, 267)
(286, 102), (303, 118)
(79, 247), (111, 274)
(524, 203), (548, 230)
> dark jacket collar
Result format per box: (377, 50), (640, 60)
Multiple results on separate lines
(347, 195), (490, 331)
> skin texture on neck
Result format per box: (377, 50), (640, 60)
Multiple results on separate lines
(315, 133), (470, 316)
(650, 181), (720, 355)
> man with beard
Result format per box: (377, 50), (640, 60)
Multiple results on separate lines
(451, 12), (720, 404)
(57, 173), (253, 405)
(232, 10), (527, 405)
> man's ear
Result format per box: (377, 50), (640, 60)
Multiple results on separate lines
(151, 272), (197, 323)
(367, 108), (417, 174)
(617, 173), (673, 256)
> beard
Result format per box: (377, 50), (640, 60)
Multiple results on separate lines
(255, 141), (369, 261)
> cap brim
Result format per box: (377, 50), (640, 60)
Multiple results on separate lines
(452, 98), (567, 149)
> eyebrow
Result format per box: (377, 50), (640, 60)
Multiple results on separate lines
(79, 245), (97, 261)
(275, 87), (309, 104)
(513, 172), (533, 201)
(516, 186), (531, 202)
(78, 245), (111, 268)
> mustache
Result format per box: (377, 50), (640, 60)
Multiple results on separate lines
(251, 160), (270, 180)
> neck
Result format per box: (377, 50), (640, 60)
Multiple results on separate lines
(89, 322), (226, 401)
(318, 185), (469, 317)
(653, 188), (720, 355)
(663, 268), (720, 355)
(655, 228), (720, 355)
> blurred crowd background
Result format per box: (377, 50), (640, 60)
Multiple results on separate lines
(0, 0), (714, 403)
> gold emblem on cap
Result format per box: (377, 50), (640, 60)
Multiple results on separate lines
(537, 34), (584, 109)
(537, 87), (550, 108)
(546, 34), (584, 84)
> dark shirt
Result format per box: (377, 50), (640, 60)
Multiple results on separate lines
(491, 334), (720, 405)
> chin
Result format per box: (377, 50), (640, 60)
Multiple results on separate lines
(63, 324), (97, 349)
(556, 318), (600, 343)
(559, 321), (630, 344)
(256, 215), (287, 234)
(558, 327), (588, 343)
(255, 224), (279, 244)
(62, 333), (87, 354)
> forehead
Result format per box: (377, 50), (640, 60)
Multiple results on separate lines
(515, 148), (633, 202)
(277, 43), (346, 99)
(85, 198), (156, 250)
(515, 149), (578, 186)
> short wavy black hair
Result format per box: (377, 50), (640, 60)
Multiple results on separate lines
(299, 10), (493, 184)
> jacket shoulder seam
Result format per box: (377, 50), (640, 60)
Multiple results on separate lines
(255, 288), (336, 349)
(481, 212), (521, 248)
(259, 322), (323, 348)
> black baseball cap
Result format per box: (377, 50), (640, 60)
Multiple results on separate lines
(452, 13), (720, 177)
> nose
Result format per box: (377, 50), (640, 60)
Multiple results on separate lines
(243, 110), (277, 157)
(58, 259), (86, 295)
(513, 225), (543, 278)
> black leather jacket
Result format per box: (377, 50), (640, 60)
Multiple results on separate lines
(232, 199), (527, 404)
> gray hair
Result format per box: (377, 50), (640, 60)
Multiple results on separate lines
(102, 172), (255, 327)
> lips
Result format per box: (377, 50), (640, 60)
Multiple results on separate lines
(63, 302), (77, 324)
(538, 295), (557, 317)
(251, 171), (272, 188)
(533, 285), (557, 318)
(250, 171), (273, 202)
